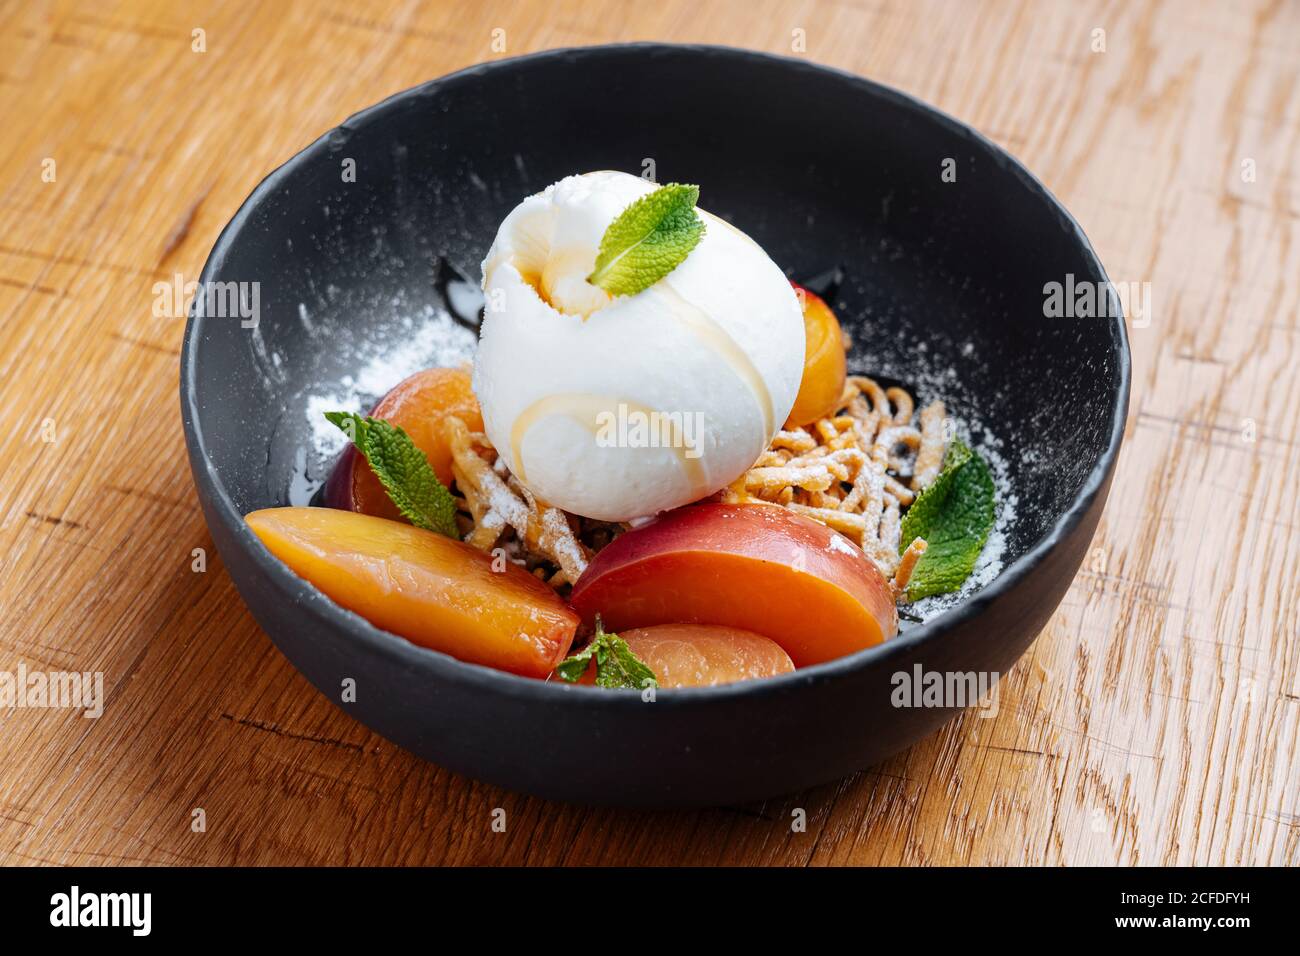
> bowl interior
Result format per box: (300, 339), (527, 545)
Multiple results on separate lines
(188, 45), (1124, 630)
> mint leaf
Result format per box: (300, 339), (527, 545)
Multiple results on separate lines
(898, 439), (995, 600)
(587, 183), (705, 297)
(325, 411), (459, 538)
(597, 634), (658, 690)
(555, 617), (658, 690)
(554, 642), (599, 683)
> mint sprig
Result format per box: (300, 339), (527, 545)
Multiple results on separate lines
(325, 411), (459, 539)
(898, 439), (996, 600)
(555, 617), (658, 690)
(586, 183), (705, 297)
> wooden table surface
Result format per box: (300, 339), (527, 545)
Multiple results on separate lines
(1, 0), (1297, 867)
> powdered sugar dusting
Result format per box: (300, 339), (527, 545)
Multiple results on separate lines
(305, 304), (477, 459)
(826, 532), (861, 559)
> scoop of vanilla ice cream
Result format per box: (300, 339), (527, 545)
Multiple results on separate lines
(472, 171), (804, 522)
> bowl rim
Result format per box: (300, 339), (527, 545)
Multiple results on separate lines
(181, 41), (1131, 706)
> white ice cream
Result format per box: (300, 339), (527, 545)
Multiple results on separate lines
(472, 171), (804, 522)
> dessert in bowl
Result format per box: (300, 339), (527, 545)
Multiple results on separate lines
(252, 168), (974, 684)
(181, 45), (1128, 805)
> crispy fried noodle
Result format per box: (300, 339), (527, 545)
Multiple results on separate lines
(444, 376), (946, 600)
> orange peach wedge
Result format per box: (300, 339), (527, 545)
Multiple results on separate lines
(246, 507), (578, 679)
(786, 282), (848, 427)
(571, 624), (795, 688)
(323, 366), (483, 521)
(569, 503), (897, 668)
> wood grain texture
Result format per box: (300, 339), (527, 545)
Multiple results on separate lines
(0, 0), (1296, 866)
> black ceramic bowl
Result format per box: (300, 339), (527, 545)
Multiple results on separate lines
(181, 44), (1128, 806)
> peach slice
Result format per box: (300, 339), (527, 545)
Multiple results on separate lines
(246, 507), (578, 679)
(569, 503), (897, 667)
(786, 283), (848, 427)
(323, 367), (483, 520)
(570, 624), (795, 688)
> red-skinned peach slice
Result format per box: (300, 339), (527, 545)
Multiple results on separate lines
(786, 283), (848, 427)
(571, 624), (795, 688)
(246, 507), (577, 679)
(569, 503), (897, 667)
(323, 367), (483, 520)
